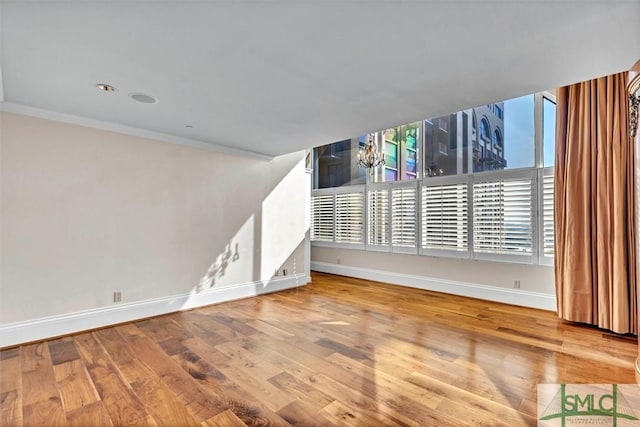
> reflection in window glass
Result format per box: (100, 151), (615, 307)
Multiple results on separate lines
(543, 98), (556, 167)
(385, 169), (398, 181)
(406, 150), (417, 179)
(313, 139), (365, 189)
(385, 140), (398, 169)
(405, 127), (417, 150)
(403, 124), (419, 180)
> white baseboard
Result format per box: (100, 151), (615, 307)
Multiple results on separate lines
(311, 261), (556, 311)
(0, 274), (307, 348)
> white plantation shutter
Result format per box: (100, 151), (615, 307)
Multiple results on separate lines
(542, 172), (555, 260)
(421, 180), (468, 254)
(367, 187), (390, 248)
(391, 184), (418, 251)
(335, 191), (365, 245)
(311, 193), (334, 242)
(473, 174), (534, 259)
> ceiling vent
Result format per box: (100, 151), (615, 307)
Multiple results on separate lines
(129, 93), (158, 104)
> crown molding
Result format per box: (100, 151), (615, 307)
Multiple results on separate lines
(0, 101), (274, 161)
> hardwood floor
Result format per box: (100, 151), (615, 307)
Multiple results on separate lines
(0, 272), (637, 426)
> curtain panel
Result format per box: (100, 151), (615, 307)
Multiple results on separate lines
(555, 72), (637, 334)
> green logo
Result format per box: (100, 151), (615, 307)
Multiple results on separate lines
(539, 384), (639, 426)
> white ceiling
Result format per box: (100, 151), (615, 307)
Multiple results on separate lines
(1, 1), (639, 158)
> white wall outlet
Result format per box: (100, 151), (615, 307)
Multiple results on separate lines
(113, 291), (123, 302)
(513, 280), (521, 289)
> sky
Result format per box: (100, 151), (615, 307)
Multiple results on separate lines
(503, 94), (555, 169)
(503, 95), (534, 169)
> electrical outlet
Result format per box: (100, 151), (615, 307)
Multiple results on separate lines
(513, 280), (521, 289)
(337, 257), (341, 264)
(282, 268), (287, 276)
(274, 268), (279, 277)
(113, 291), (123, 302)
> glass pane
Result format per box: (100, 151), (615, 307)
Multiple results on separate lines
(406, 150), (417, 174)
(384, 128), (398, 144)
(385, 141), (398, 169)
(424, 117), (457, 177)
(403, 123), (419, 180)
(543, 98), (556, 167)
(405, 126), (418, 150)
(313, 139), (365, 189)
(501, 94), (534, 169)
(385, 168), (398, 181)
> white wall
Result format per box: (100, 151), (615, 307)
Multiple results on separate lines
(0, 112), (309, 344)
(311, 247), (555, 309)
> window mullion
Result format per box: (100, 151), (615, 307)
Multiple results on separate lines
(468, 174), (474, 259)
(534, 92), (544, 169)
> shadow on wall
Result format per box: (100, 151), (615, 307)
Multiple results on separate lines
(196, 243), (241, 291)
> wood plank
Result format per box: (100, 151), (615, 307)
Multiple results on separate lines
(201, 409), (247, 427)
(0, 390), (22, 427)
(130, 376), (198, 426)
(74, 333), (152, 425)
(20, 343), (66, 426)
(267, 372), (334, 410)
(53, 359), (100, 412)
(0, 349), (21, 395)
(23, 399), (67, 426)
(65, 401), (113, 427)
(115, 324), (228, 423)
(276, 400), (337, 427)
(48, 339), (81, 366)
(170, 345), (290, 427)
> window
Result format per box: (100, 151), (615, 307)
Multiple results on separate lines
(335, 191), (365, 245)
(502, 94), (534, 169)
(310, 193), (334, 242)
(492, 129), (502, 148)
(391, 183), (418, 251)
(373, 123), (420, 183)
(313, 139), (365, 189)
(480, 118), (491, 140)
(473, 171), (534, 261)
(367, 185), (390, 249)
(421, 177), (468, 255)
(494, 105), (504, 120)
(311, 91), (555, 265)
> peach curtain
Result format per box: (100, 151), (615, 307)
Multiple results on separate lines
(555, 72), (637, 334)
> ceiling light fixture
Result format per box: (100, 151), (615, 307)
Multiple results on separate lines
(357, 134), (385, 171)
(129, 93), (158, 104)
(96, 83), (116, 92)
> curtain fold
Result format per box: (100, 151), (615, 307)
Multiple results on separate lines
(555, 72), (637, 334)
